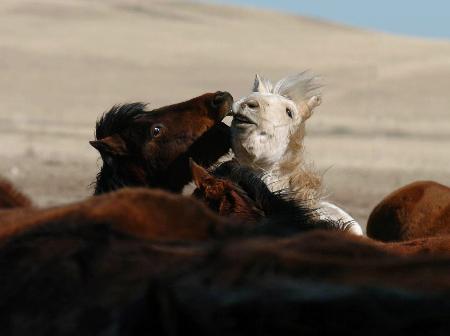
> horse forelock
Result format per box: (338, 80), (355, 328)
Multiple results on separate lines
(253, 72), (322, 104)
(95, 103), (148, 140)
(272, 71), (322, 104)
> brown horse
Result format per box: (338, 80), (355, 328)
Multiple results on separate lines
(90, 91), (233, 194)
(367, 180), (450, 242)
(1, 204), (450, 335)
(0, 178), (32, 209)
(0, 187), (230, 243)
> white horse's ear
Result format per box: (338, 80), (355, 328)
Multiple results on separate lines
(253, 74), (273, 94)
(300, 95), (322, 121)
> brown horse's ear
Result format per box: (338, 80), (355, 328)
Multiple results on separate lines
(190, 158), (212, 188)
(90, 135), (128, 156)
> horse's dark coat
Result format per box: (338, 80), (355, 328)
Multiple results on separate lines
(91, 92), (233, 194)
(1, 216), (450, 336)
(192, 160), (346, 234)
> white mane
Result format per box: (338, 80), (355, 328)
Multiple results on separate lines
(255, 71), (322, 104)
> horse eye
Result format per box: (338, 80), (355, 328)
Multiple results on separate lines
(286, 107), (293, 118)
(246, 100), (259, 109)
(151, 125), (163, 138)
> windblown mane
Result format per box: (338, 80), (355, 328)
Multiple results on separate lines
(273, 72), (323, 205)
(211, 161), (350, 234)
(257, 71), (322, 105)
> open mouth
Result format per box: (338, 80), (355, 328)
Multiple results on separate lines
(233, 113), (257, 126)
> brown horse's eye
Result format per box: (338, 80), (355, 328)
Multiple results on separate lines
(151, 125), (163, 138)
(286, 107), (293, 119)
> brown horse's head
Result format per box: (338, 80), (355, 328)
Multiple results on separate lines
(90, 92), (233, 194)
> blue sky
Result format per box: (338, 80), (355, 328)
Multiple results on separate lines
(211, 0), (450, 39)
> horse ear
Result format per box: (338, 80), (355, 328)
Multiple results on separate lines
(190, 159), (212, 188)
(90, 135), (128, 156)
(299, 95), (322, 121)
(253, 74), (273, 94)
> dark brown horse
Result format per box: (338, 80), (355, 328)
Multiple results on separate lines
(90, 92), (233, 194)
(367, 180), (450, 242)
(1, 199), (450, 335)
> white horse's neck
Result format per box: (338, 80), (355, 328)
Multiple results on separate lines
(236, 125), (321, 206)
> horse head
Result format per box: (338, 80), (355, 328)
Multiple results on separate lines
(231, 72), (321, 168)
(90, 92), (233, 194)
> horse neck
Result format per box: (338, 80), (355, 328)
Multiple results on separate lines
(93, 161), (149, 195)
(273, 123), (323, 205)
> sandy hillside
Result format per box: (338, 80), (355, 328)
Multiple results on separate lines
(1, 0), (449, 228)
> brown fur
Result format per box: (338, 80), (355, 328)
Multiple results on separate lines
(2, 225), (450, 335)
(191, 160), (264, 223)
(0, 182), (450, 334)
(0, 175), (449, 334)
(0, 178), (32, 209)
(367, 180), (450, 242)
(383, 235), (450, 256)
(91, 92), (233, 194)
(0, 188), (229, 243)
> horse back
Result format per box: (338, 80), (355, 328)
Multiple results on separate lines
(367, 181), (450, 242)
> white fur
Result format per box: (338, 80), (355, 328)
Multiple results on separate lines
(231, 72), (320, 169)
(231, 72), (363, 236)
(318, 201), (364, 236)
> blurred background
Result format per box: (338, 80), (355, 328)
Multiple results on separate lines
(1, 0), (449, 228)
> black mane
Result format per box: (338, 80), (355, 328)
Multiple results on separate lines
(211, 160), (347, 235)
(92, 103), (151, 195)
(95, 103), (148, 140)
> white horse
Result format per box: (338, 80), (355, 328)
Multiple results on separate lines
(230, 72), (363, 235)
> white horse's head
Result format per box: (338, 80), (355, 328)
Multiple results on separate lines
(231, 72), (322, 167)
